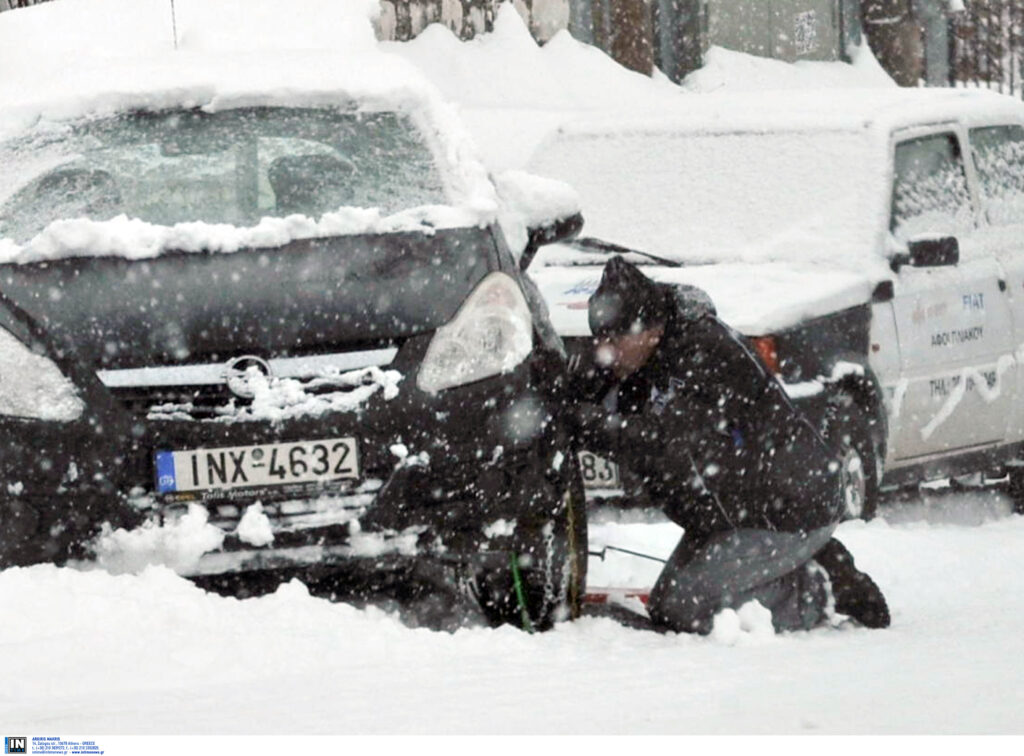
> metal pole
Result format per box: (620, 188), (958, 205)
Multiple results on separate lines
(589, 545), (667, 564)
(170, 0), (178, 50)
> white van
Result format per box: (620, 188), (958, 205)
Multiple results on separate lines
(527, 88), (1024, 519)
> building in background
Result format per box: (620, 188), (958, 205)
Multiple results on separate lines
(3, 1), (1021, 96)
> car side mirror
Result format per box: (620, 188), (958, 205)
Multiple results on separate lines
(890, 236), (960, 271)
(523, 211), (584, 270)
(492, 170), (583, 270)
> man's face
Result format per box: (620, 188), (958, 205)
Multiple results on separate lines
(594, 325), (664, 380)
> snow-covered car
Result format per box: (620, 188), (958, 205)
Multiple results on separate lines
(0, 0), (586, 629)
(526, 87), (1024, 520)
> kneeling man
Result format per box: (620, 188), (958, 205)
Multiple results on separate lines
(577, 257), (889, 633)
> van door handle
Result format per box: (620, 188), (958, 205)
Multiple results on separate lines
(999, 279), (1007, 292)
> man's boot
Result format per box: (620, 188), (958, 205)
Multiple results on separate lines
(814, 538), (891, 628)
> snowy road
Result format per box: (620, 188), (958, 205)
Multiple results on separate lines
(3, 486), (1021, 735)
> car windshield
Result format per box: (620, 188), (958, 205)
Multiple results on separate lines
(0, 107), (449, 244)
(529, 128), (886, 270)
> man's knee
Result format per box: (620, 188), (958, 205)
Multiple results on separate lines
(648, 575), (716, 634)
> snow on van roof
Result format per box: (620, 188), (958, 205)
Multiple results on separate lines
(558, 86), (1024, 138)
(525, 86), (1024, 279)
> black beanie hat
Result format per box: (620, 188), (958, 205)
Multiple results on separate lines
(588, 256), (669, 337)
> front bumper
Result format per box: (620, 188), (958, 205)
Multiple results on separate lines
(120, 356), (572, 579)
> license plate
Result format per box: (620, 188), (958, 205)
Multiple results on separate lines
(156, 438), (359, 494)
(578, 450), (621, 490)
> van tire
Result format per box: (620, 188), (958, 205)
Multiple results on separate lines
(824, 389), (882, 521)
(1007, 462), (1024, 515)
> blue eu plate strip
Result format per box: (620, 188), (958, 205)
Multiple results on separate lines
(155, 451), (178, 493)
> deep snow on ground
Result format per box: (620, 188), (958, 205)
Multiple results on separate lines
(2, 1), (1023, 739)
(3, 489), (1022, 735)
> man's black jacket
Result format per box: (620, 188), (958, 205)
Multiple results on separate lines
(576, 287), (843, 538)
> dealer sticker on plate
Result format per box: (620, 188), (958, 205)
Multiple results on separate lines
(156, 438), (359, 494)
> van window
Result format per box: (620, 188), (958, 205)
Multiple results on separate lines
(891, 133), (973, 242)
(971, 124), (1024, 226)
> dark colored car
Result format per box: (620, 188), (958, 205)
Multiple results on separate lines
(0, 103), (587, 630)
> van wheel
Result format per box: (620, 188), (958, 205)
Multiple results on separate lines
(824, 392), (881, 521)
(1006, 461), (1024, 515)
(837, 436), (876, 520)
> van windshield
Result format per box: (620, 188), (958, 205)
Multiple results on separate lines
(529, 128), (886, 271)
(0, 107), (448, 244)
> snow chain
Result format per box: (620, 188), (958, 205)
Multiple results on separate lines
(510, 479), (583, 632)
(541, 521), (557, 621)
(510, 552), (535, 634)
(565, 488), (581, 619)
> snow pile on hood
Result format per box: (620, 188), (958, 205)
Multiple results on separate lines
(0, 207), (480, 265)
(681, 43), (896, 93)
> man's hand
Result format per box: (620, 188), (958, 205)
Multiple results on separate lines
(571, 402), (623, 452)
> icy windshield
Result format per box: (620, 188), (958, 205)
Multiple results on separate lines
(0, 107), (448, 244)
(529, 128), (886, 271)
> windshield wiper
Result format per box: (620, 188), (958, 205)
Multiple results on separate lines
(573, 237), (683, 267)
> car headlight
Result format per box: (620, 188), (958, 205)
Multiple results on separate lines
(417, 272), (534, 393)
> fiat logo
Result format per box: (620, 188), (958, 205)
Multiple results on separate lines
(223, 355), (273, 398)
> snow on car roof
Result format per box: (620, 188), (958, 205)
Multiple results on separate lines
(0, 0), (500, 263)
(0, 0), (437, 134)
(0, 0), (380, 60)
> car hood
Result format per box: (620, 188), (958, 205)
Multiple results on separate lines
(0, 228), (494, 369)
(529, 260), (878, 337)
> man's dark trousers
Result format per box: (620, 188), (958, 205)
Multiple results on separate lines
(648, 524), (837, 633)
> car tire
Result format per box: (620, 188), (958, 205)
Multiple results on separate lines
(823, 389), (881, 521)
(475, 453), (588, 631)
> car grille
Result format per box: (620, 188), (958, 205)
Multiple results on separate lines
(99, 347), (400, 421)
